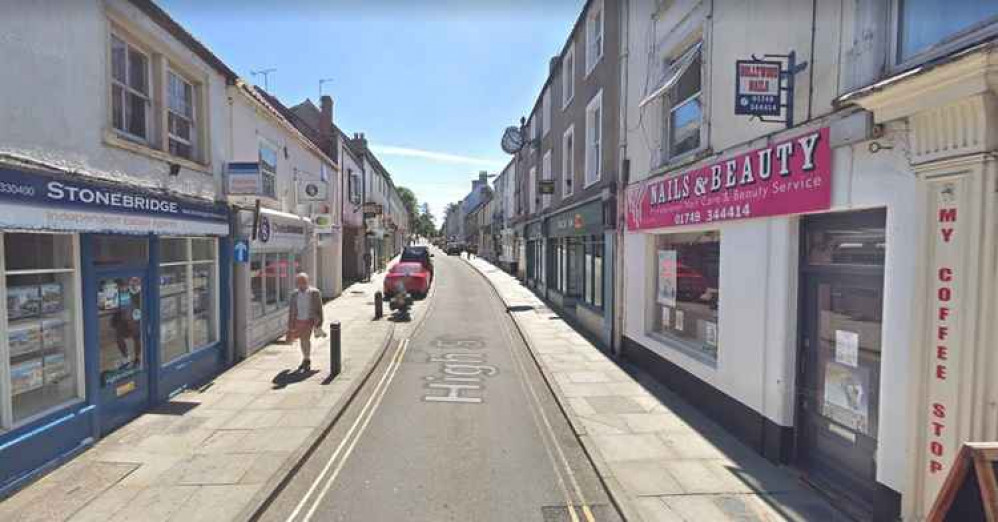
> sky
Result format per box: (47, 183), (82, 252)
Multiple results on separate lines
(159, 0), (584, 227)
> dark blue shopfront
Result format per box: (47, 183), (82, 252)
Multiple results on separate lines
(0, 165), (232, 497)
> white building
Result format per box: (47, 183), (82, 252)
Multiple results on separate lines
(0, 0), (234, 493)
(227, 82), (340, 357)
(620, 1), (998, 519)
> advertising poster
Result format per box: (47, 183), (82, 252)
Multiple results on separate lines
(11, 358), (44, 395)
(657, 250), (678, 306)
(661, 307), (671, 329)
(704, 321), (718, 347)
(822, 361), (870, 433)
(40, 283), (63, 314)
(8, 285), (41, 319)
(675, 310), (685, 332)
(835, 330), (859, 367)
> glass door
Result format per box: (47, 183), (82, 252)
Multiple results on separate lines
(95, 271), (149, 435)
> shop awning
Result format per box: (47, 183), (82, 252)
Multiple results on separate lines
(639, 42), (702, 109)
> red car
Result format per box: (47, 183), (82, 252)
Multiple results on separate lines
(383, 262), (432, 298)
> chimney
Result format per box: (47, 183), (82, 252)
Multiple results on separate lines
(479, 171), (488, 183)
(319, 96), (333, 143)
(549, 56), (559, 75)
(350, 132), (368, 153)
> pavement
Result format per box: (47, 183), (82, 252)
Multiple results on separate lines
(463, 255), (850, 522)
(257, 251), (621, 522)
(0, 270), (397, 522)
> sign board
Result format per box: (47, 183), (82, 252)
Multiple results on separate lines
(226, 162), (261, 195)
(0, 166), (228, 236)
(928, 443), (998, 521)
(735, 60), (782, 116)
(233, 239), (250, 263)
(298, 179), (328, 202)
(625, 127), (831, 231)
(549, 200), (602, 238)
(538, 180), (555, 195)
(312, 213), (335, 234)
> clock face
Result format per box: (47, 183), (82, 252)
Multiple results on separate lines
(501, 126), (525, 154)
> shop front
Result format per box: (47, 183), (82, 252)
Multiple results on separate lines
(233, 208), (313, 357)
(622, 124), (915, 519)
(0, 162), (230, 496)
(546, 199), (611, 346)
(524, 220), (545, 293)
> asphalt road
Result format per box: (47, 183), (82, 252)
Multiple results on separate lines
(257, 249), (621, 522)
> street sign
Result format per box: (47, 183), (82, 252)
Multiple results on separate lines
(233, 239), (250, 263)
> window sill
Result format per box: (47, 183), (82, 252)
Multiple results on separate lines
(585, 56), (602, 79)
(562, 95), (574, 111)
(103, 130), (212, 175)
(647, 330), (718, 368)
(583, 175), (601, 190)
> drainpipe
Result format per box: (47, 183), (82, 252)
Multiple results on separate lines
(614, 0), (630, 356)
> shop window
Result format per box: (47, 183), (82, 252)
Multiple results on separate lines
(250, 254), (265, 319)
(2, 233), (83, 428)
(265, 253), (279, 312)
(806, 224), (887, 267)
(897, 0), (998, 63)
(92, 236), (149, 267)
(582, 236), (603, 309)
(651, 231), (720, 362)
(159, 237), (218, 365)
(278, 253), (291, 306)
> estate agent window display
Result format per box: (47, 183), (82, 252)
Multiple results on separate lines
(0, 233), (84, 429)
(651, 231), (720, 362)
(159, 237), (219, 365)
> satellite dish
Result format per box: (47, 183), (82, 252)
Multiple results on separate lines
(501, 126), (525, 155)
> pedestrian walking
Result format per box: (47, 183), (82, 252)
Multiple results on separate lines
(286, 272), (324, 372)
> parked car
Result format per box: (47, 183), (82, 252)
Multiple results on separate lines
(383, 262), (432, 298)
(401, 245), (433, 276)
(446, 242), (463, 255)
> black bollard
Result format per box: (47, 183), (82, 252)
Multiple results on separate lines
(329, 321), (341, 377)
(374, 291), (383, 319)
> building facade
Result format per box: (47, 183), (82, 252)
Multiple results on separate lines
(511, 0), (621, 348)
(0, 0), (234, 494)
(619, 1), (998, 520)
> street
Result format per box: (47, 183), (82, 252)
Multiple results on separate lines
(258, 251), (621, 522)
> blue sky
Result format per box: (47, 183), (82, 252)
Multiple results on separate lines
(160, 0), (583, 226)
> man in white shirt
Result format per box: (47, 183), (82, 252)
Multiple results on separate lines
(287, 272), (324, 371)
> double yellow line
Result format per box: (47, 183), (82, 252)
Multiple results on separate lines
(285, 337), (411, 522)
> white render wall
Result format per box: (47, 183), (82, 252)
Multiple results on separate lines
(622, 133), (919, 491)
(0, 0), (230, 201)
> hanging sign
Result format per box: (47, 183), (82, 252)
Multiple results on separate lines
(735, 60), (782, 116)
(298, 179), (328, 201)
(538, 180), (555, 195)
(226, 162), (261, 195)
(625, 127), (831, 231)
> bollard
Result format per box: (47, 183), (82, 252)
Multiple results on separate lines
(329, 321), (341, 377)
(374, 291), (383, 319)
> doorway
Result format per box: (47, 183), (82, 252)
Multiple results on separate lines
(796, 209), (886, 518)
(87, 235), (153, 436)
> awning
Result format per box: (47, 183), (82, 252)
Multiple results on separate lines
(639, 42), (702, 108)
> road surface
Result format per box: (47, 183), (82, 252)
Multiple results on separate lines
(257, 250), (621, 522)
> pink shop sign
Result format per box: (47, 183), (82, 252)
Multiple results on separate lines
(626, 127), (831, 231)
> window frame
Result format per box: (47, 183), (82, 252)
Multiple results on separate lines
(158, 237), (220, 365)
(661, 44), (704, 165)
(0, 232), (86, 431)
(528, 166), (537, 214)
(891, 0), (998, 71)
(166, 69), (198, 161)
(562, 125), (575, 198)
(542, 88), (551, 138)
(542, 150), (553, 209)
(259, 139), (279, 199)
(584, 90), (603, 188)
(585, 0), (605, 77)
(109, 32), (152, 144)
(648, 230), (721, 365)
(562, 41), (575, 109)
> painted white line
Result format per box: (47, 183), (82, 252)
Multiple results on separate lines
(285, 338), (409, 522)
(302, 337), (411, 522)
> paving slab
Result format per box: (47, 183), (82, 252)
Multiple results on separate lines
(464, 257), (843, 522)
(0, 272), (397, 522)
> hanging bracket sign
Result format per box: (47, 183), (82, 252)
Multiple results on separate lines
(734, 51), (808, 128)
